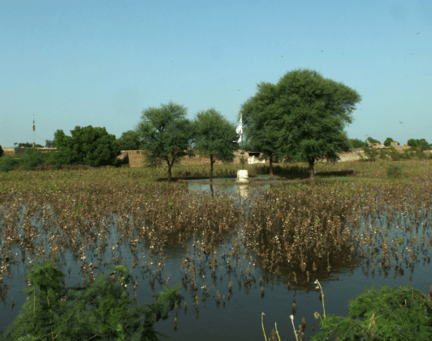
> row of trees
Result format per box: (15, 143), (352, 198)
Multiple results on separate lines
(0, 69), (362, 179)
(6, 68), (430, 179)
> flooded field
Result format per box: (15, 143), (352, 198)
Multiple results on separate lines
(0, 165), (432, 340)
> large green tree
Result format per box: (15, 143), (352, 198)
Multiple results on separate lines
(49, 126), (121, 168)
(240, 82), (282, 176)
(134, 101), (193, 182)
(117, 130), (141, 151)
(259, 68), (361, 178)
(192, 108), (238, 181)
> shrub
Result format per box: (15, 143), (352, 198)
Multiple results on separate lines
(0, 156), (20, 173)
(0, 258), (184, 341)
(264, 281), (432, 341)
(388, 146), (402, 161)
(311, 284), (432, 341)
(350, 138), (367, 149)
(407, 138), (431, 151)
(366, 137), (380, 145)
(378, 148), (389, 160)
(52, 126), (121, 167)
(362, 145), (378, 161)
(383, 137), (394, 147)
(387, 164), (402, 178)
(19, 148), (48, 171)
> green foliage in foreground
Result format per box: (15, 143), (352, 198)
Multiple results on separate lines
(0, 258), (184, 341)
(263, 281), (432, 341)
(311, 284), (432, 341)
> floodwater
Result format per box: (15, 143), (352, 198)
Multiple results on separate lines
(0, 180), (431, 340)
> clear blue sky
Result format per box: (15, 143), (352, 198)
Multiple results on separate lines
(1, 0), (431, 148)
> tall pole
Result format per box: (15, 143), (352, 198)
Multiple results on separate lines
(241, 112), (244, 170)
(33, 115), (35, 147)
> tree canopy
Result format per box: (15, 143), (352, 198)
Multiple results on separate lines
(240, 82), (282, 175)
(116, 130), (141, 151)
(134, 101), (193, 182)
(241, 68), (362, 178)
(49, 126), (121, 168)
(192, 108), (238, 181)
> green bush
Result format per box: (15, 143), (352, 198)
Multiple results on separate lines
(362, 145), (378, 161)
(366, 137), (380, 145)
(0, 156), (20, 173)
(53, 126), (121, 167)
(0, 258), (184, 341)
(387, 164), (402, 178)
(378, 148), (389, 160)
(350, 138), (367, 149)
(407, 138), (431, 151)
(311, 284), (432, 341)
(19, 149), (49, 171)
(383, 137), (394, 147)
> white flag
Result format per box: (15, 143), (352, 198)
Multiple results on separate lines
(236, 113), (243, 135)
(236, 123), (242, 135)
(237, 135), (242, 143)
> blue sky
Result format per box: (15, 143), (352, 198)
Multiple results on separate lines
(1, 0), (431, 148)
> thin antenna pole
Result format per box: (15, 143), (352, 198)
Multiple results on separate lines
(33, 115), (35, 147)
(241, 112), (244, 170)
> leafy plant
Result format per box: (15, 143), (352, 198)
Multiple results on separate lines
(0, 258), (184, 341)
(0, 155), (20, 173)
(349, 138), (367, 149)
(263, 281), (432, 341)
(19, 148), (48, 171)
(387, 164), (402, 178)
(407, 138), (431, 151)
(311, 284), (432, 341)
(388, 146), (402, 161)
(366, 137), (381, 145)
(361, 145), (378, 161)
(51, 125), (121, 168)
(378, 148), (389, 160)
(383, 137), (394, 147)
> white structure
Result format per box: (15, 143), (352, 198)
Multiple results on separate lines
(247, 155), (265, 164)
(236, 169), (249, 183)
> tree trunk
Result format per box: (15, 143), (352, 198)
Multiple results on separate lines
(308, 158), (315, 179)
(269, 154), (274, 176)
(167, 156), (173, 182)
(210, 155), (214, 182)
